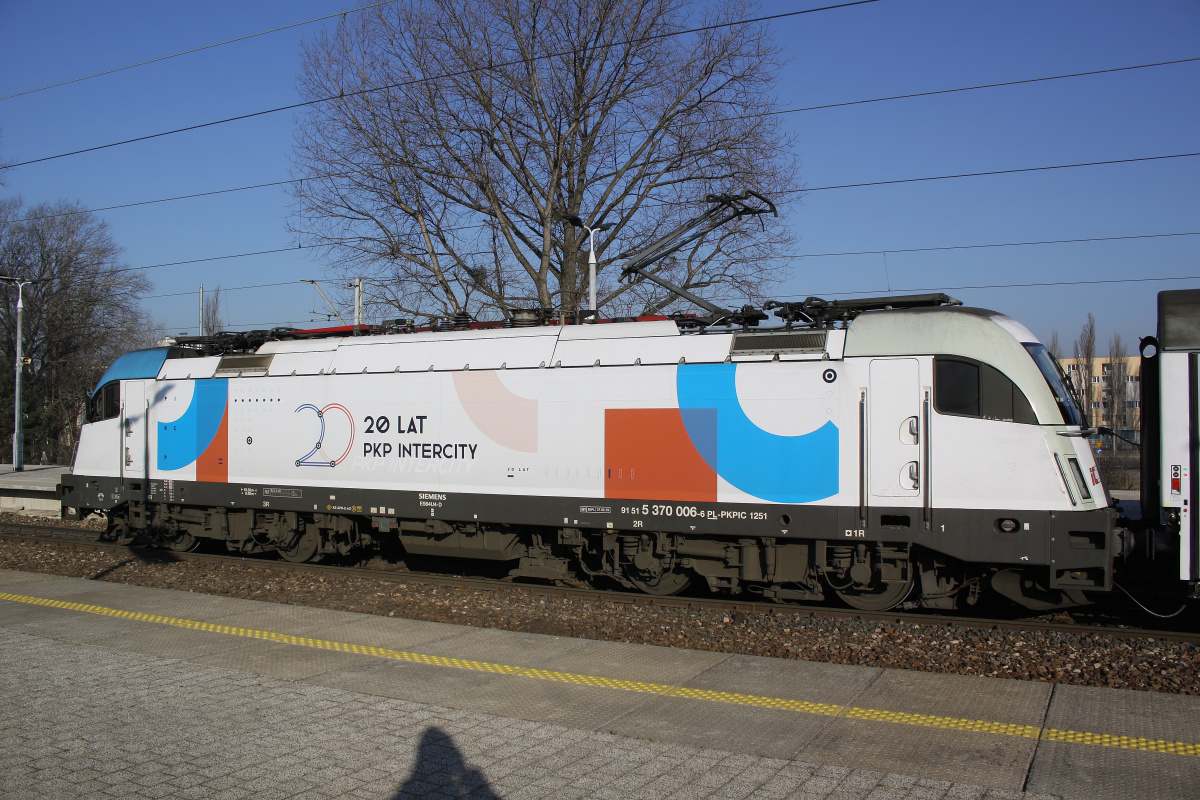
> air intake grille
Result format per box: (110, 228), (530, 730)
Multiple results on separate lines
(214, 353), (274, 376)
(731, 331), (827, 355)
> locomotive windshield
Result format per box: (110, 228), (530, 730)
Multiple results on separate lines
(1023, 343), (1085, 426)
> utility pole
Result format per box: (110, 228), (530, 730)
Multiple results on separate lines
(353, 277), (363, 335)
(557, 214), (613, 322)
(0, 276), (46, 471)
(198, 284), (205, 337)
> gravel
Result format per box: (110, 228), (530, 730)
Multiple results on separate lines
(0, 523), (1196, 696)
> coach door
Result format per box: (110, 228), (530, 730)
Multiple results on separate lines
(122, 381), (147, 480)
(869, 359), (921, 499)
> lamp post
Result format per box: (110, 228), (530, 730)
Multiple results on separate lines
(0, 276), (43, 471)
(558, 214), (613, 321)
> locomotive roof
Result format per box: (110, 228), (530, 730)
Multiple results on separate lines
(153, 319), (849, 380)
(96, 302), (1051, 412)
(97, 302), (1045, 395)
(97, 305), (1075, 426)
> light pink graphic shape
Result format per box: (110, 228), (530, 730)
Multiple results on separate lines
(452, 371), (539, 452)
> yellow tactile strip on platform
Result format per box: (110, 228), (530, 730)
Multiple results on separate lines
(3, 591), (1196, 758)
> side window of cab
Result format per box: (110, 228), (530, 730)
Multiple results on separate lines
(934, 357), (1037, 424)
(89, 382), (121, 423)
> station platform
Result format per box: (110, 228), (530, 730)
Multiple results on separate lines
(0, 464), (68, 515)
(1, 568), (1196, 800)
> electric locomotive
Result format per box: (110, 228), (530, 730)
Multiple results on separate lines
(57, 196), (1199, 612)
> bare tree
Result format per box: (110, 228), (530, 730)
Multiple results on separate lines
(202, 286), (224, 335)
(1106, 333), (1128, 445)
(0, 197), (152, 463)
(1072, 313), (1096, 427)
(291, 0), (799, 322)
(1047, 330), (1062, 364)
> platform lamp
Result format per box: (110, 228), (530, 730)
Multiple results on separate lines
(558, 214), (613, 322)
(0, 276), (47, 471)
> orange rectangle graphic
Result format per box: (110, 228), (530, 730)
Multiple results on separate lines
(604, 408), (716, 502)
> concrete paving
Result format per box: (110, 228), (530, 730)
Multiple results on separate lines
(0, 567), (1196, 800)
(0, 464), (68, 515)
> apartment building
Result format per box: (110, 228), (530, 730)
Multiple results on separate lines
(1057, 355), (1142, 444)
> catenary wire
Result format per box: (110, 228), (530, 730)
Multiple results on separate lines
(170, 319), (320, 332)
(2, 1), (884, 170)
(709, 274), (1200, 305)
(142, 281), (310, 300)
(204, 273), (1200, 331)
(118, 231), (1200, 277)
(797, 152), (1200, 193)
(0, 1), (404, 102)
(767, 231), (1200, 258)
(11, 55), (1198, 224)
(755, 56), (1200, 118)
(122, 246), (309, 273)
(11, 148), (1200, 226)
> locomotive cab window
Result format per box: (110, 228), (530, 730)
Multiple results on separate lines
(1023, 343), (1085, 426)
(934, 357), (1036, 424)
(88, 382), (121, 423)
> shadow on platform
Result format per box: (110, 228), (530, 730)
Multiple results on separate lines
(391, 727), (500, 799)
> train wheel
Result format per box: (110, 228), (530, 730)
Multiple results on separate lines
(100, 515), (129, 544)
(277, 528), (320, 563)
(626, 567), (691, 596)
(833, 577), (913, 611)
(163, 531), (200, 553)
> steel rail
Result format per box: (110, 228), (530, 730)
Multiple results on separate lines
(0, 522), (1196, 644)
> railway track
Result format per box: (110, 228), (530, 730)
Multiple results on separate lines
(3, 519), (1196, 645)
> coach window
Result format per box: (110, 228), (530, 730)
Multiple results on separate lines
(935, 357), (1036, 424)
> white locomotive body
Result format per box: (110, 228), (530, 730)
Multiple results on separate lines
(62, 298), (1123, 611)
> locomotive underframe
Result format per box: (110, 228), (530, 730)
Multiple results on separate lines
(61, 474), (1117, 611)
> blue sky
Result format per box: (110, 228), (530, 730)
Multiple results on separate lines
(0, 0), (1196, 352)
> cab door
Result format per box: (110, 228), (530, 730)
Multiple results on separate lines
(121, 381), (147, 480)
(869, 359), (921, 498)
